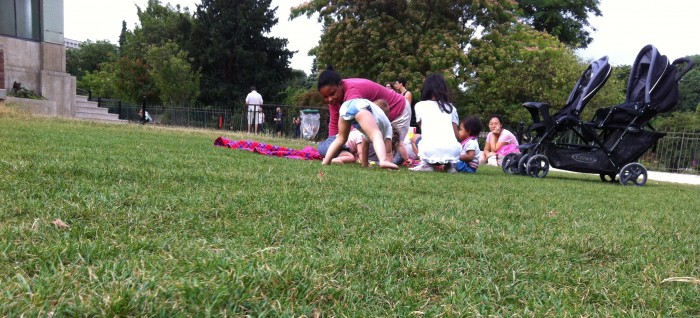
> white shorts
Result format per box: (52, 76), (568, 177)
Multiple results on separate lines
(391, 99), (412, 142)
(247, 107), (260, 125)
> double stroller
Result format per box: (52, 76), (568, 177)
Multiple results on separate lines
(501, 45), (694, 186)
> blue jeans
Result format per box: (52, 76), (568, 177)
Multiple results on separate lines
(318, 135), (350, 158)
(455, 161), (477, 173)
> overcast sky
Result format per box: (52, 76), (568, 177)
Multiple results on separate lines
(64, 0), (700, 74)
(64, 0), (320, 73)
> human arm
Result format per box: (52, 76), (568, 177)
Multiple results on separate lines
(397, 142), (412, 166)
(410, 133), (420, 159)
(404, 91), (413, 105)
(322, 119), (351, 165)
(359, 140), (369, 167)
(460, 149), (475, 162)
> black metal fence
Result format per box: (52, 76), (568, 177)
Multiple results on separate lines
(96, 98), (330, 141)
(640, 130), (700, 174)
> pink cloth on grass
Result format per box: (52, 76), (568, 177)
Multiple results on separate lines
(214, 137), (322, 160)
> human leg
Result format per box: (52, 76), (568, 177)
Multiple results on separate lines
(331, 150), (357, 164)
(247, 111), (254, 133)
(391, 100), (412, 142)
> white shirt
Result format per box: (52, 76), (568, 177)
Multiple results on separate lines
(339, 98), (393, 140)
(414, 100), (460, 163)
(245, 90), (263, 111)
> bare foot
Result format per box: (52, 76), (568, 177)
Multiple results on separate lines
(331, 158), (346, 164)
(379, 161), (399, 170)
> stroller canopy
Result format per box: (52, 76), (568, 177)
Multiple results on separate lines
(560, 56), (612, 117)
(626, 44), (692, 114)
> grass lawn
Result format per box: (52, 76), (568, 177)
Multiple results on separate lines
(1, 107), (699, 316)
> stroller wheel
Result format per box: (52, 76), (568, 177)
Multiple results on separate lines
(599, 173), (617, 183)
(502, 153), (521, 174)
(517, 154), (531, 175)
(526, 155), (550, 178)
(619, 163), (648, 186)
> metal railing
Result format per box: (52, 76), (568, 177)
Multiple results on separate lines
(641, 130), (700, 174)
(96, 99), (330, 141)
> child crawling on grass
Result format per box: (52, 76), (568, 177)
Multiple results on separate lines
(322, 98), (399, 169)
(331, 99), (410, 166)
(456, 116), (483, 173)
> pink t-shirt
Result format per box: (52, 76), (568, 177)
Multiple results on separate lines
(327, 78), (406, 136)
(485, 128), (520, 155)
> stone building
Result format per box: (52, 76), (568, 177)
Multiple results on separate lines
(0, 0), (76, 117)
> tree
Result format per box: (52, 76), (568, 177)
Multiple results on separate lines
(291, 0), (517, 94)
(190, 0), (294, 105)
(517, 0), (602, 48)
(121, 0), (194, 60)
(118, 20), (127, 56)
(465, 23), (588, 123)
(676, 55), (700, 113)
(78, 67), (118, 99)
(145, 41), (201, 107)
(112, 57), (158, 104)
(66, 40), (119, 79)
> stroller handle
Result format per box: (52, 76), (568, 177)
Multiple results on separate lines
(673, 57), (694, 82)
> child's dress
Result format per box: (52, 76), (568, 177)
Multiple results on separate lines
(414, 100), (460, 164)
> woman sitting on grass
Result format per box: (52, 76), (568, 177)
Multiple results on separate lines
(479, 114), (520, 166)
(322, 99), (399, 170)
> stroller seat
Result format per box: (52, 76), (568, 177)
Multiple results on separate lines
(523, 55), (612, 138)
(592, 45), (694, 129)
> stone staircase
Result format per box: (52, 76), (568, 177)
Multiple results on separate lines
(75, 95), (127, 123)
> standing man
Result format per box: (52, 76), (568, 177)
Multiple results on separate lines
(245, 86), (263, 134)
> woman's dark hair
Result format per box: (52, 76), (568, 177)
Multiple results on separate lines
(488, 114), (504, 125)
(317, 65), (342, 91)
(421, 74), (453, 113)
(396, 77), (407, 86)
(461, 116), (483, 137)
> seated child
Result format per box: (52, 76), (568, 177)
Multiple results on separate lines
(332, 128), (364, 164)
(456, 116), (483, 173)
(138, 109), (153, 124)
(322, 98), (398, 169)
(407, 133), (421, 162)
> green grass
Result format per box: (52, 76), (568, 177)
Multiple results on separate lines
(1, 110), (699, 316)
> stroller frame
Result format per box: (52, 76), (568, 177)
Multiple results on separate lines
(502, 46), (694, 186)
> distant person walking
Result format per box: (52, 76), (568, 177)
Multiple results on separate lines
(245, 86), (263, 134)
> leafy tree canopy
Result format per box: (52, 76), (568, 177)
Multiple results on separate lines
(517, 0), (602, 48)
(191, 0), (294, 106)
(66, 40), (119, 79)
(291, 0), (517, 94)
(465, 23), (586, 123)
(676, 55), (700, 113)
(145, 41), (201, 107)
(121, 0), (194, 59)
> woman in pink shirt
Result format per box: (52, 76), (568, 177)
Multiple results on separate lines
(316, 65), (411, 159)
(479, 114), (520, 166)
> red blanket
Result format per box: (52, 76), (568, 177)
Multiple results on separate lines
(214, 137), (322, 160)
